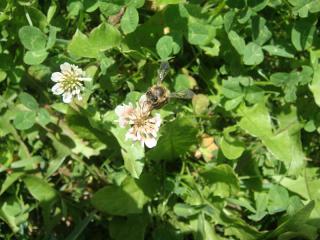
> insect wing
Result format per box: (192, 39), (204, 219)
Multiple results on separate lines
(157, 61), (170, 84)
(169, 89), (195, 99)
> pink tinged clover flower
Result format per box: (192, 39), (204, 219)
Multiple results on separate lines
(51, 62), (92, 103)
(115, 96), (162, 148)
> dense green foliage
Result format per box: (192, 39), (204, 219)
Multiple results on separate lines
(1, 0), (320, 239)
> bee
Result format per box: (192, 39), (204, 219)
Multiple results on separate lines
(144, 61), (195, 111)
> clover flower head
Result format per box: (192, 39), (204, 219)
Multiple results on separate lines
(51, 62), (92, 103)
(115, 95), (162, 148)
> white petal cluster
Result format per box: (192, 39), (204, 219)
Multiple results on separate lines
(51, 62), (91, 103)
(115, 95), (162, 148)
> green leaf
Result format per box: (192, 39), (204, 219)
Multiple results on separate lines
(187, 18), (215, 46)
(228, 30), (246, 55)
(121, 7), (139, 34)
(0, 196), (29, 233)
(46, 26), (58, 49)
(262, 201), (315, 240)
(192, 94), (209, 115)
(127, 0), (145, 8)
(173, 203), (201, 218)
(309, 49), (320, 107)
(262, 45), (294, 58)
(267, 185), (290, 214)
(147, 117), (198, 161)
(23, 175), (58, 228)
(24, 176), (58, 204)
(222, 78), (243, 99)
(18, 26), (47, 50)
(37, 108), (51, 126)
(91, 177), (150, 216)
(174, 74), (197, 92)
(200, 164), (240, 198)
(243, 42), (264, 65)
(247, 0), (269, 11)
(68, 23), (121, 58)
(23, 49), (48, 65)
(251, 16), (272, 46)
(19, 92), (39, 110)
(13, 111), (36, 130)
(220, 136), (245, 160)
(291, 16), (316, 51)
(122, 145), (144, 179)
(156, 35), (174, 59)
(238, 102), (305, 175)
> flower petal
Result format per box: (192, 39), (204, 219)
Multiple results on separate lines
(145, 137), (157, 148)
(60, 62), (72, 73)
(77, 93), (83, 101)
(62, 91), (73, 103)
(52, 83), (64, 95)
(51, 72), (64, 82)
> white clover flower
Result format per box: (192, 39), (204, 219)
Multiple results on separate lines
(115, 95), (162, 148)
(125, 113), (162, 148)
(51, 62), (91, 103)
(115, 103), (135, 128)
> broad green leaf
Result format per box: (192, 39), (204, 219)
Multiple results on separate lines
(243, 42), (264, 65)
(224, 10), (235, 33)
(23, 175), (58, 204)
(19, 92), (39, 110)
(200, 164), (240, 198)
(228, 30), (246, 55)
(147, 117), (198, 161)
(18, 26), (47, 50)
(156, 35), (174, 59)
(224, 96), (243, 110)
(68, 23), (121, 58)
(121, 7), (139, 34)
(122, 145), (144, 179)
(249, 192), (268, 221)
(174, 74), (197, 92)
(13, 111), (36, 130)
(24, 175), (58, 228)
(220, 136), (245, 160)
(0, 196), (29, 233)
(309, 49), (320, 107)
(187, 18), (215, 46)
(192, 94), (209, 115)
(247, 0), (269, 11)
(196, 213), (218, 240)
(127, 0), (145, 8)
(251, 16), (272, 46)
(0, 172), (24, 196)
(262, 45), (294, 58)
(262, 201), (315, 240)
(0, 69), (6, 82)
(173, 203), (201, 218)
(23, 49), (49, 65)
(267, 185), (290, 214)
(91, 177), (150, 215)
(291, 16), (316, 51)
(46, 26), (58, 49)
(222, 78), (243, 99)
(37, 108), (51, 126)
(275, 167), (320, 219)
(238, 102), (305, 175)
(270, 66), (313, 102)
